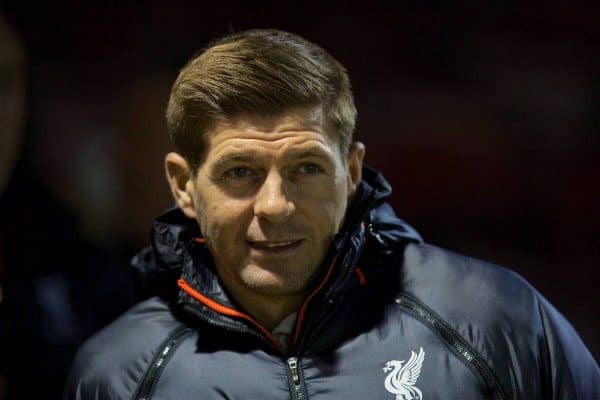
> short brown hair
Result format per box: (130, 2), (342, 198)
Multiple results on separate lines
(166, 29), (357, 170)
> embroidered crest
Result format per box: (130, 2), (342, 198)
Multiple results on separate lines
(382, 347), (425, 400)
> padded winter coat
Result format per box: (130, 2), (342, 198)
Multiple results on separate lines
(65, 167), (599, 400)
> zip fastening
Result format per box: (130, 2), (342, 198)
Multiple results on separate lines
(286, 357), (309, 400)
(179, 302), (276, 348)
(133, 326), (193, 400)
(367, 222), (386, 247)
(292, 224), (367, 352)
(395, 295), (510, 400)
(182, 303), (312, 400)
(182, 302), (311, 399)
(178, 279), (281, 350)
(324, 223), (367, 301)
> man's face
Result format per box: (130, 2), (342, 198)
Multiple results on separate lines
(175, 108), (363, 302)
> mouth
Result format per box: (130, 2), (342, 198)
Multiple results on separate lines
(246, 239), (304, 254)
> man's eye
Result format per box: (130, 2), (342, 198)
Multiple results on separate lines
(223, 167), (253, 180)
(298, 163), (324, 175)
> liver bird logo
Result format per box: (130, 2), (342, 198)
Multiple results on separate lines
(382, 347), (425, 400)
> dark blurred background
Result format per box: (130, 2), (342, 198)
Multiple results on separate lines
(1, 1), (598, 399)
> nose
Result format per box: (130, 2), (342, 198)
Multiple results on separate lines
(253, 169), (295, 222)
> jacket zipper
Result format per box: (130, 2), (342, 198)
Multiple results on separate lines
(395, 295), (510, 400)
(178, 279), (281, 350)
(286, 356), (309, 400)
(293, 224), (366, 353)
(133, 326), (193, 400)
(183, 302), (310, 399)
(179, 303), (274, 347)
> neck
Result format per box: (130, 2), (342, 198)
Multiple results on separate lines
(243, 296), (303, 330)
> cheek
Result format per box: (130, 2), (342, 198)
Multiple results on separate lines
(329, 173), (349, 212)
(298, 177), (348, 230)
(197, 199), (251, 247)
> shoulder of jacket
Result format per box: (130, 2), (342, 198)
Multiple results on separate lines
(399, 242), (543, 330)
(390, 243), (556, 397)
(65, 296), (185, 399)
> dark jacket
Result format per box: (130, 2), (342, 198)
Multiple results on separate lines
(65, 167), (599, 400)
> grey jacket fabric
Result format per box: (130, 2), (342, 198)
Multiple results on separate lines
(65, 167), (599, 400)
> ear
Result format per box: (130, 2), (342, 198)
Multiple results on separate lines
(345, 141), (365, 196)
(165, 152), (197, 219)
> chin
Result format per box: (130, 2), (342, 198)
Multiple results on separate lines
(240, 267), (310, 296)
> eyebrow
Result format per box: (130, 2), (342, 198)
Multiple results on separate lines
(282, 147), (333, 161)
(288, 150), (329, 158)
(210, 146), (334, 172)
(210, 154), (259, 171)
(217, 154), (257, 164)
(218, 147), (330, 162)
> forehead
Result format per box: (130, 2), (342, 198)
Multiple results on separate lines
(204, 107), (341, 159)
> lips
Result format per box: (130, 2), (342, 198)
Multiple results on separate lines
(247, 239), (304, 254)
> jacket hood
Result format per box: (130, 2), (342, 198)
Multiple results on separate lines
(130, 207), (200, 298)
(131, 164), (421, 298)
(360, 165), (422, 244)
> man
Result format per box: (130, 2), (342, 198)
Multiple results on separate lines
(66, 29), (599, 399)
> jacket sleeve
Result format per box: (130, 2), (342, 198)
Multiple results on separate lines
(537, 294), (600, 399)
(63, 351), (116, 400)
(62, 325), (143, 400)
